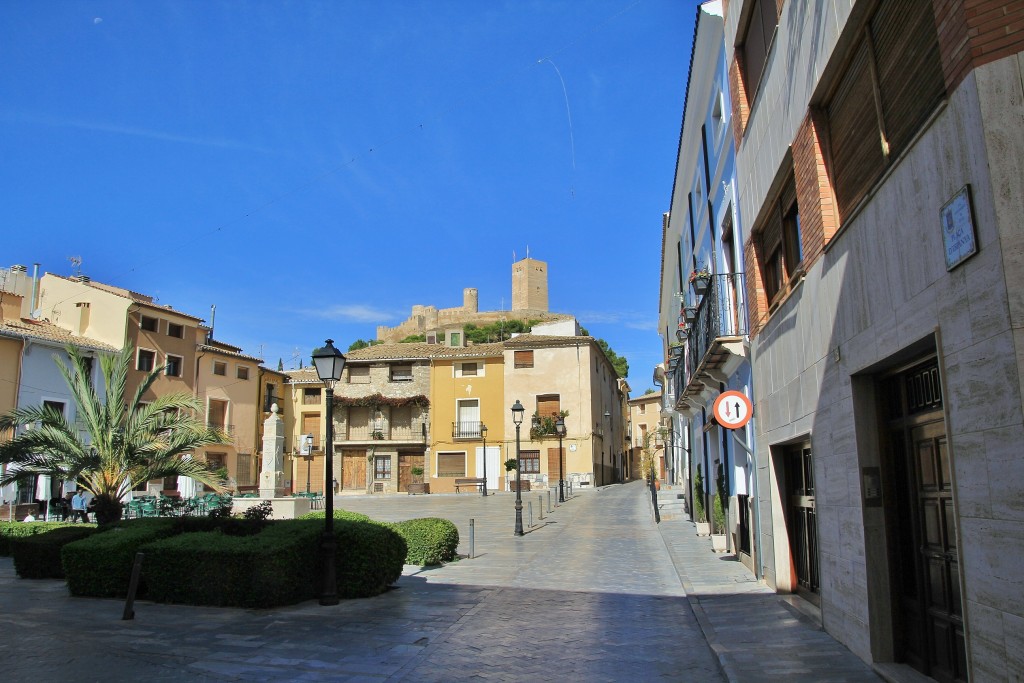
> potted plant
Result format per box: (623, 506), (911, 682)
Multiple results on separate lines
(407, 466), (429, 495)
(684, 306), (698, 323)
(689, 265), (712, 296)
(710, 469), (728, 552)
(371, 430), (385, 440)
(693, 465), (711, 536)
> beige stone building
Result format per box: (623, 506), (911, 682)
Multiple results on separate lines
(628, 392), (664, 481)
(723, 0), (1024, 679)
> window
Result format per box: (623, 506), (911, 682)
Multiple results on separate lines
(236, 454), (254, 486)
(514, 350), (534, 369)
(455, 399), (480, 439)
(213, 361), (226, 376)
(390, 365), (413, 382)
(824, 0), (944, 218)
(374, 455), (392, 480)
(519, 450), (540, 474)
(757, 174), (802, 305)
(301, 413), (320, 449)
(739, 0), (778, 102)
(639, 403), (646, 415)
(167, 322), (184, 339)
(165, 354), (183, 378)
(449, 332), (461, 347)
(348, 366), (370, 384)
(536, 395), (560, 420)
(81, 356), (94, 387)
(137, 349), (156, 372)
(43, 400), (66, 416)
(236, 366), (250, 380)
(140, 315), (159, 332)
(303, 388), (321, 405)
(458, 362), (479, 377)
(437, 452), (466, 478)
(208, 399), (229, 432)
(264, 383), (278, 412)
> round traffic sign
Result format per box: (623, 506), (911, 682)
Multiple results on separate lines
(712, 390), (752, 430)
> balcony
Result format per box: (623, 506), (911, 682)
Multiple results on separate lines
(208, 422), (234, 436)
(452, 421), (483, 440)
(675, 273), (749, 415)
(344, 420), (428, 443)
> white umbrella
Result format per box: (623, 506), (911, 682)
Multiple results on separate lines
(178, 475), (197, 499)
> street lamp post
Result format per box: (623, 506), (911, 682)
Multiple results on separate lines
(480, 423), (488, 497)
(311, 339), (346, 607)
(511, 400), (525, 536)
(303, 434), (314, 494)
(555, 416), (566, 503)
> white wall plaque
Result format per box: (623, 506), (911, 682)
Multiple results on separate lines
(940, 185), (978, 271)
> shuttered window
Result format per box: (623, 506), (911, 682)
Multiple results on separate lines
(519, 450), (540, 474)
(348, 366), (369, 384)
(740, 0), (778, 101)
(536, 395), (561, 420)
(825, 0), (944, 218)
(514, 350), (534, 368)
(437, 452), (466, 478)
(757, 174), (801, 305)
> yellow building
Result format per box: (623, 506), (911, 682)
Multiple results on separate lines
(428, 342), (505, 493)
(284, 367), (326, 495)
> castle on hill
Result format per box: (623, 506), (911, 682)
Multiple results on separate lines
(375, 257), (572, 343)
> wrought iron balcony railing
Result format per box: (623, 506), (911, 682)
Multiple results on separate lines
(686, 272), (747, 378)
(452, 421), (484, 439)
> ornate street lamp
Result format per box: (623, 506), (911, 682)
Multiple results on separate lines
(480, 423), (488, 497)
(511, 400), (525, 536)
(311, 339), (346, 606)
(555, 416), (567, 503)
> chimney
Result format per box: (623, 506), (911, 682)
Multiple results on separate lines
(30, 263), (40, 318)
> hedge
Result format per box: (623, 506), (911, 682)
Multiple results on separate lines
(142, 521), (321, 608)
(12, 526), (99, 579)
(391, 518), (460, 566)
(62, 518), (180, 597)
(298, 509), (372, 523)
(333, 519), (406, 599)
(0, 521), (93, 556)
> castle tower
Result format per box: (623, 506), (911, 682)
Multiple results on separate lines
(463, 288), (479, 313)
(512, 258), (548, 312)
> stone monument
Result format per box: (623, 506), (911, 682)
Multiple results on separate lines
(259, 403), (286, 498)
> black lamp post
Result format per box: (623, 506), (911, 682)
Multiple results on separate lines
(480, 423), (488, 497)
(555, 416), (566, 503)
(311, 339), (346, 607)
(511, 400), (525, 536)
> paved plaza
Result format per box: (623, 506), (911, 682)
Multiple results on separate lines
(0, 481), (878, 682)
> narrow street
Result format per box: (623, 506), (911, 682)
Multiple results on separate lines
(0, 482), (874, 681)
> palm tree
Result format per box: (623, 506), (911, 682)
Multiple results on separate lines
(0, 345), (230, 525)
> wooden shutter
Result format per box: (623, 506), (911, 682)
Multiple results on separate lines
(437, 453), (465, 477)
(742, 0), (777, 99)
(827, 42), (886, 218)
(536, 395), (560, 419)
(547, 447), (564, 482)
(302, 413), (320, 448)
(514, 350), (534, 368)
(870, 0), (945, 158)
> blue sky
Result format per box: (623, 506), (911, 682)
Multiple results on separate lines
(1, 1), (696, 393)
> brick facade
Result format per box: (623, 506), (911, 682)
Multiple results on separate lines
(729, 56), (750, 148)
(933, 0), (1024, 90)
(792, 112), (838, 269)
(743, 237), (769, 337)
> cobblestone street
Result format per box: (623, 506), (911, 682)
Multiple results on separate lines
(0, 481), (876, 681)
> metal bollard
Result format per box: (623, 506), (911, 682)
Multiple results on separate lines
(528, 501), (533, 528)
(122, 552), (145, 620)
(547, 490), (552, 513)
(539, 495), (544, 519)
(469, 518), (475, 559)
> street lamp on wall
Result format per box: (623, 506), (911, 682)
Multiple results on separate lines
(480, 423), (488, 498)
(511, 400), (525, 536)
(555, 416), (567, 503)
(311, 339), (346, 607)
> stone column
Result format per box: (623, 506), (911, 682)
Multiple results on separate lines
(259, 404), (286, 498)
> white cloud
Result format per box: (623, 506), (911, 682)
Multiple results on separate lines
(304, 304), (397, 323)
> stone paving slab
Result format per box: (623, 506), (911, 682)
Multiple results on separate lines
(654, 487), (882, 683)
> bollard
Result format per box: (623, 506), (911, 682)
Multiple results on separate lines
(539, 495), (544, 520)
(122, 552), (145, 620)
(469, 518), (475, 559)
(547, 490), (552, 513)
(528, 501), (533, 528)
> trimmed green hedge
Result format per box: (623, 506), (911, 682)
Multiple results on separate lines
(298, 509), (372, 523)
(334, 519), (406, 599)
(12, 526), (99, 579)
(142, 521), (321, 607)
(391, 518), (460, 566)
(0, 521), (94, 556)
(62, 518), (180, 597)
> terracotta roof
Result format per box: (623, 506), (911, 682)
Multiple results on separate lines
(345, 342), (437, 361)
(502, 334), (595, 348)
(628, 392), (663, 404)
(285, 367), (320, 384)
(0, 318), (119, 353)
(197, 343), (262, 363)
(47, 273), (205, 322)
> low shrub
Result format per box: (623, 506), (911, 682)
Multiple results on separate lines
(391, 518), (460, 566)
(62, 518), (180, 597)
(332, 519), (406, 598)
(298, 509), (371, 522)
(0, 521), (92, 556)
(142, 520), (321, 608)
(242, 500), (274, 521)
(12, 526), (99, 579)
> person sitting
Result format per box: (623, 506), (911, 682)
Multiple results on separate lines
(23, 512), (36, 522)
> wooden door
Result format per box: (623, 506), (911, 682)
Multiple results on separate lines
(398, 454), (424, 492)
(341, 449), (366, 491)
(547, 447), (564, 485)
